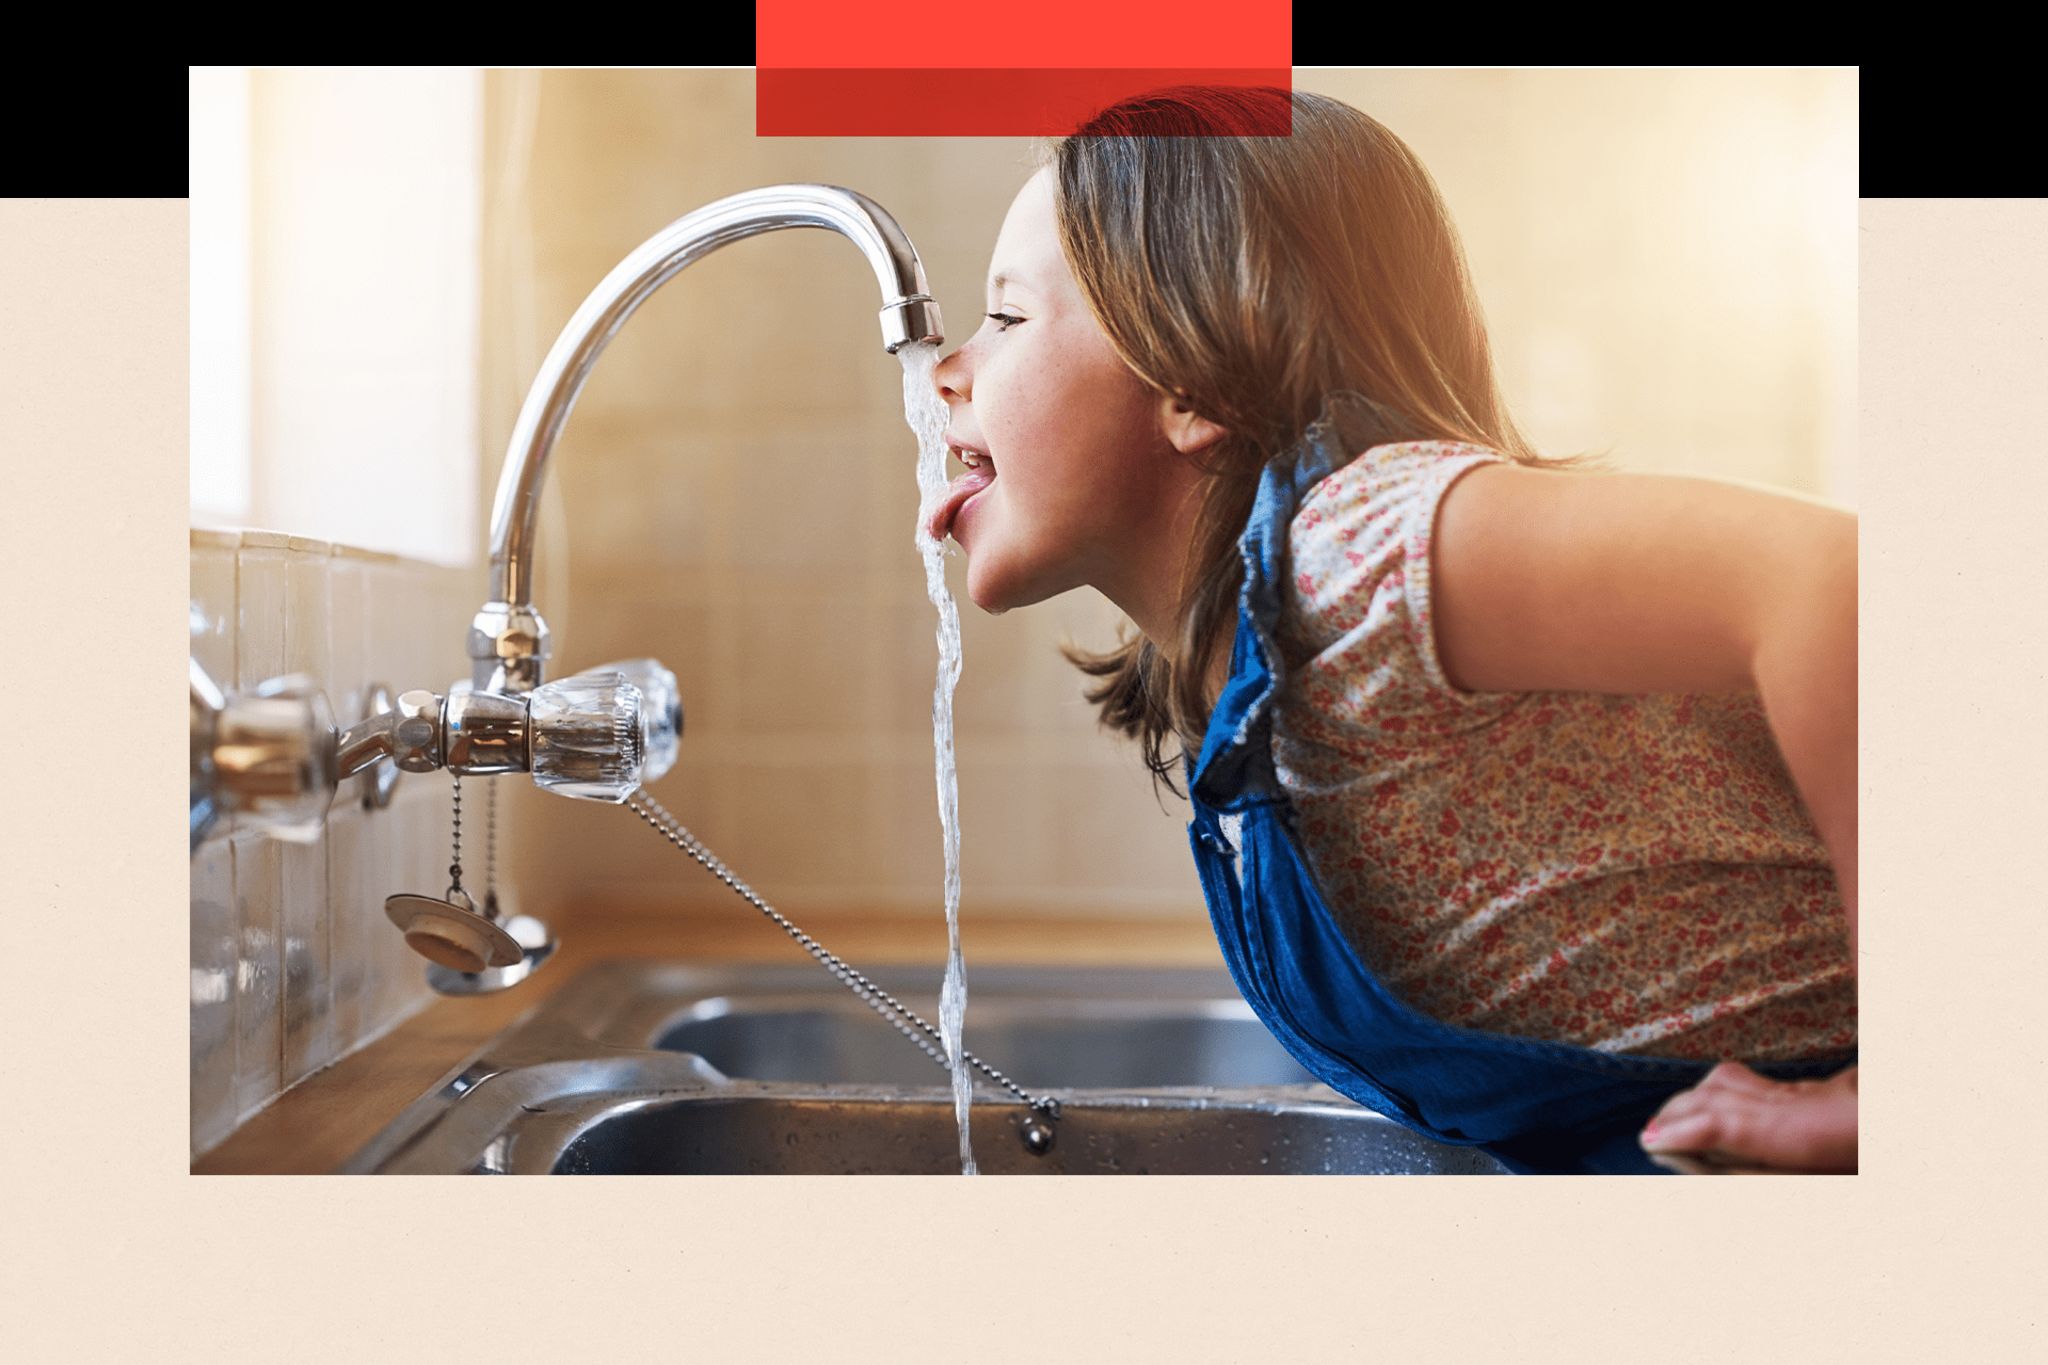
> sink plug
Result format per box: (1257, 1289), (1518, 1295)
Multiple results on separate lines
(385, 772), (536, 977)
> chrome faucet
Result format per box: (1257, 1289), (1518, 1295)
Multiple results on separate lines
(191, 184), (941, 999)
(467, 183), (945, 695)
(188, 657), (682, 855)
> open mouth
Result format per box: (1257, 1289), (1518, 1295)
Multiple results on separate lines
(927, 444), (996, 541)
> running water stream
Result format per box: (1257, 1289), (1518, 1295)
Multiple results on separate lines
(898, 342), (976, 1174)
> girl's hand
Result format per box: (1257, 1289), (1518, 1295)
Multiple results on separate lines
(1639, 1060), (1857, 1173)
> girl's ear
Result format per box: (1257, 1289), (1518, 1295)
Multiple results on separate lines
(1158, 388), (1229, 458)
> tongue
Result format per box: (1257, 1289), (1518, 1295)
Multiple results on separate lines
(926, 465), (996, 541)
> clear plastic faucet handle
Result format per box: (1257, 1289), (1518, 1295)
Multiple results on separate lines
(527, 672), (645, 802)
(582, 658), (683, 784)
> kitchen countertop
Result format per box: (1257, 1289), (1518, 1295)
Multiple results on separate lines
(193, 910), (1225, 1174)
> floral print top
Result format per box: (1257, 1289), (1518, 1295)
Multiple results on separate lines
(1269, 441), (1856, 1063)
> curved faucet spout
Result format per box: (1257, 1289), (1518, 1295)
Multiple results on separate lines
(471, 183), (946, 692)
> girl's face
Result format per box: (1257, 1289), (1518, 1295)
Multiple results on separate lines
(931, 168), (1206, 622)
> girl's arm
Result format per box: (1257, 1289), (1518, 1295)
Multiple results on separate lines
(1750, 524), (1857, 956)
(1431, 461), (1858, 945)
(1428, 462), (1858, 1173)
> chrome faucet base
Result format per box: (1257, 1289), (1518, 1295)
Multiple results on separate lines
(466, 602), (552, 695)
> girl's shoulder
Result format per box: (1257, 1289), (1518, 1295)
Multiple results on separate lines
(1283, 439), (1520, 703)
(1295, 439), (1512, 524)
(1329, 437), (1510, 482)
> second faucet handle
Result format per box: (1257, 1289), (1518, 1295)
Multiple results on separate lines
(526, 672), (647, 802)
(577, 658), (683, 784)
(353, 663), (680, 802)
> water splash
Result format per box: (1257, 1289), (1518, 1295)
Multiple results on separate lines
(898, 341), (976, 1175)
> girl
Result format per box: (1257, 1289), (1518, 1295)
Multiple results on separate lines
(925, 85), (1856, 1174)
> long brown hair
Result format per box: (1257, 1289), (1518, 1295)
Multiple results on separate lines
(1037, 85), (1612, 807)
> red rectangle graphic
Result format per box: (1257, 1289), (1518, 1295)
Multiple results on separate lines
(755, 0), (1290, 69)
(756, 68), (1295, 137)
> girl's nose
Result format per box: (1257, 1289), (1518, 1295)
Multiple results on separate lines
(932, 343), (967, 403)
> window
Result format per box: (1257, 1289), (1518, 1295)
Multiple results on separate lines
(189, 66), (482, 565)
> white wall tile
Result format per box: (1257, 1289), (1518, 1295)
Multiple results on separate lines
(189, 837), (238, 1153)
(432, 564), (483, 691)
(280, 539), (335, 1085)
(190, 530), (239, 848)
(192, 535), (473, 1160)
(190, 530), (240, 681)
(280, 841), (333, 1087)
(323, 798), (368, 1054)
(235, 534), (287, 691)
(326, 549), (369, 727)
(230, 536), (287, 1125)
(358, 747), (412, 1037)
(361, 553), (413, 696)
(229, 830), (282, 1122)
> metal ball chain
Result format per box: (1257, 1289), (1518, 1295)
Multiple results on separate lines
(625, 788), (1061, 1125)
(482, 780), (500, 915)
(448, 773), (466, 899)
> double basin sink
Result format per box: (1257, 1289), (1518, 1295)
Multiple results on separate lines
(341, 960), (1507, 1174)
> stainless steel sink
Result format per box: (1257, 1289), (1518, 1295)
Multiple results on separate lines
(340, 960), (1508, 1174)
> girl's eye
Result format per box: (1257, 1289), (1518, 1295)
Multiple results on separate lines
(985, 312), (1023, 331)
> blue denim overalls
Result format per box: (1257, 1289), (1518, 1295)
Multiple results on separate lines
(1182, 396), (1857, 1174)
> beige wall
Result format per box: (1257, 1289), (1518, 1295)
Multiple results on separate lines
(479, 68), (1855, 931)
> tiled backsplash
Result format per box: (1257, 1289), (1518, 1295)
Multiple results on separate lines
(189, 527), (482, 1160)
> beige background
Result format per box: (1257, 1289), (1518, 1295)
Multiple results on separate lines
(5, 99), (2041, 1360)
